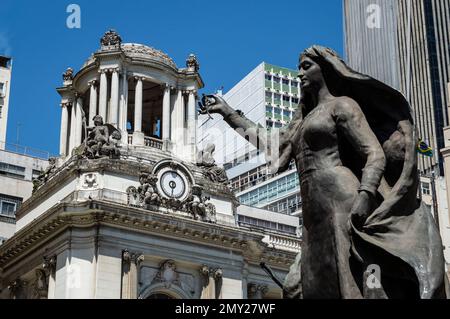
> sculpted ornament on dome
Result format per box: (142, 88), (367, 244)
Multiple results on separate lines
(100, 30), (122, 50)
(186, 54), (199, 72)
(62, 68), (74, 83)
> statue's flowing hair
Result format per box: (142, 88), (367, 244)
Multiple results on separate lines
(283, 45), (447, 299)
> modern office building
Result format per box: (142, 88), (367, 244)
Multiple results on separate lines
(0, 56), (12, 149)
(198, 62), (302, 220)
(344, 0), (450, 175)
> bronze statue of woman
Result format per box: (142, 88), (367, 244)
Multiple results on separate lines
(199, 46), (447, 299)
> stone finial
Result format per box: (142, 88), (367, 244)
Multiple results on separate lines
(62, 68), (74, 85)
(100, 29), (122, 50)
(186, 54), (199, 72)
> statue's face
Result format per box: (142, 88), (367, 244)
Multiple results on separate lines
(298, 56), (324, 91)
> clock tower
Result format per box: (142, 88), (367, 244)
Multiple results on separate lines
(0, 31), (300, 300)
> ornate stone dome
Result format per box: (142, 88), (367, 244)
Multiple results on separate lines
(120, 43), (177, 69)
(82, 31), (178, 70)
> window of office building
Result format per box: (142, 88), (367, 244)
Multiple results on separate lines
(0, 194), (22, 217)
(274, 94), (281, 105)
(0, 162), (26, 179)
(237, 215), (297, 235)
(421, 182), (431, 195)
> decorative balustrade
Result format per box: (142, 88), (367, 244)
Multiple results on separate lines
(144, 136), (163, 150)
(263, 234), (302, 253)
(126, 135), (163, 150)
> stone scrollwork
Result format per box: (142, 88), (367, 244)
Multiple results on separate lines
(248, 283), (269, 299)
(213, 268), (223, 281)
(122, 249), (144, 266)
(152, 260), (180, 289)
(82, 173), (98, 189)
(199, 265), (210, 278)
(197, 143), (229, 185)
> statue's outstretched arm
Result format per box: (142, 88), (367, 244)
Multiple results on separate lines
(199, 95), (268, 151)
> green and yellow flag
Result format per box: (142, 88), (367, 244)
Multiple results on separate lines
(417, 139), (433, 157)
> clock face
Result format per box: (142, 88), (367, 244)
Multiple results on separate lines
(160, 171), (186, 199)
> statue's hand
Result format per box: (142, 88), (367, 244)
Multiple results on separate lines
(349, 191), (372, 230)
(198, 94), (230, 116)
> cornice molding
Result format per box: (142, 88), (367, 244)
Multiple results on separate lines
(0, 200), (298, 271)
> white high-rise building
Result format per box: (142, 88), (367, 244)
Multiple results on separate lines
(0, 56), (12, 149)
(198, 62), (303, 233)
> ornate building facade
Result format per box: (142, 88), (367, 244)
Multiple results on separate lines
(0, 31), (300, 299)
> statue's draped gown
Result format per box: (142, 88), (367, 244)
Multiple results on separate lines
(286, 97), (385, 298)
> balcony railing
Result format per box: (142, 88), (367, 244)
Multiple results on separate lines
(127, 135), (163, 150)
(144, 136), (163, 150)
(263, 234), (302, 253)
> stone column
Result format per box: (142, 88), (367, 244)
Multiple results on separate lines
(69, 101), (77, 153)
(60, 103), (69, 157)
(187, 90), (197, 145)
(133, 77), (144, 146)
(121, 250), (144, 299)
(75, 97), (83, 147)
(43, 256), (57, 299)
(119, 70), (128, 134)
(172, 89), (185, 151)
(109, 68), (120, 127)
(88, 80), (98, 127)
(162, 84), (171, 141)
(99, 70), (108, 121)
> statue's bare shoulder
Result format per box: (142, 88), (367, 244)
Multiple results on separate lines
(332, 96), (364, 122)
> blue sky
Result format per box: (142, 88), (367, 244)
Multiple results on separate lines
(0, 0), (343, 155)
